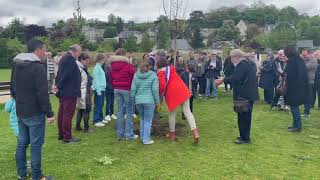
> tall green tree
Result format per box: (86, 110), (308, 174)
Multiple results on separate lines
(191, 27), (204, 49)
(216, 20), (240, 41)
(140, 32), (154, 52)
(1, 18), (26, 42)
(104, 26), (117, 38)
(156, 21), (170, 50)
(123, 36), (138, 52)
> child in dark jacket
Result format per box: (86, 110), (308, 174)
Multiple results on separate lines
(103, 56), (117, 122)
(180, 63), (199, 119)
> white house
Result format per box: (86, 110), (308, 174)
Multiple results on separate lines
(236, 20), (248, 41)
(82, 26), (104, 43)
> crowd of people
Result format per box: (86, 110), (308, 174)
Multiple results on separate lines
(5, 38), (320, 180)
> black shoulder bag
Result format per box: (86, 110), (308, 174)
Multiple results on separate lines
(233, 63), (251, 113)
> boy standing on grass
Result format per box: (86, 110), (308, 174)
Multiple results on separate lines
(11, 39), (54, 180)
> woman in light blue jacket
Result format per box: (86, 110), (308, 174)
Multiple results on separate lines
(5, 98), (19, 137)
(92, 54), (107, 127)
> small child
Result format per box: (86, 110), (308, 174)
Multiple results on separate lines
(5, 98), (31, 177)
(93, 54), (107, 127)
(5, 98), (19, 137)
(180, 64), (199, 119)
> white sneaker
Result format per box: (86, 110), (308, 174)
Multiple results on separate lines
(126, 134), (139, 141)
(111, 114), (117, 120)
(102, 120), (109, 124)
(133, 114), (138, 119)
(94, 122), (105, 127)
(144, 140), (154, 145)
(105, 115), (112, 121)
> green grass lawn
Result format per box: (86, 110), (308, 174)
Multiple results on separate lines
(0, 69), (11, 82)
(1, 91), (320, 179)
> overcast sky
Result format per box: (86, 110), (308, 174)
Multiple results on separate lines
(0, 0), (319, 27)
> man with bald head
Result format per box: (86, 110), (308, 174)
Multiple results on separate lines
(55, 44), (82, 143)
(223, 49), (259, 144)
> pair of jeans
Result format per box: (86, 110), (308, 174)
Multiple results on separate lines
(105, 90), (114, 116)
(198, 75), (206, 95)
(291, 106), (302, 129)
(16, 114), (45, 180)
(263, 89), (274, 104)
(136, 104), (155, 144)
(93, 91), (105, 124)
(114, 89), (134, 139)
(205, 77), (218, 97)
(58, 97), (77, 140)
(237, 101), (253, 141)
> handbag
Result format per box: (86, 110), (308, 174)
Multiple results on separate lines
(233, 98), (251, 113)
(276, 73), (287, 96)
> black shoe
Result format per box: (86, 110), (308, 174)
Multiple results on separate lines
(40, 175), (53, 180)
(234, 139), (251, 144)
(288, 127), (301, 132)
(64, 137), (81, 144)
(75, 127), (83, 131)
(58, 136), (63, 141)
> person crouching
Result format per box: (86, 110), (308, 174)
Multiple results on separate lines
(157, 56), (200, 144)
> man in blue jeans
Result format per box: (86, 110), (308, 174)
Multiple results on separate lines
(11, 39), (54, 180)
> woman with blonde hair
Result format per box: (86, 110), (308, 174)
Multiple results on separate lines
(93, 54), (107, 127)
(131, 59), (159, 144)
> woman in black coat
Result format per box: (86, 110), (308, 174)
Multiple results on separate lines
(223, 56), (235, 92)
(284, 46), (308, 132)
(259, 53), (276, 104)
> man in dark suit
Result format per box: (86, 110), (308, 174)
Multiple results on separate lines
(223, 49), (259, 144)
(55, 45), (82, 143)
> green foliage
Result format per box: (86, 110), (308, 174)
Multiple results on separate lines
(104, 26), (117, 38)
(0, 38), (25, 68)
(35, 36), (54, 53)
(256, 28), (297, 50)
(156, 21), (170, 50)
(123, 36), (138, 52)
(1, 18), (26, 43)
(59, 38), (80, 52)
(191, 27), (204, 49)
(216, 20), (240, 41)
(97, 40), (115, 52)
(140, 32), (154, 52)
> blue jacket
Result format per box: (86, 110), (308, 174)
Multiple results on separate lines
(92, 63), (107, 95)
(5, 98), (19, 137)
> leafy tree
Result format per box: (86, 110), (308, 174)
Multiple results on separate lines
(25, 25), (48, 41)
(256, 28), (297, 50)
(123, 36), (138, 52)
(140, 32), (154, 52)
(1, 18), (26, 42)
(6, 38), (25, 53)
(156, 21), (170, 49)
(191, 27), (204, 49)
(104, 26), (117, 38)
(59, 38), (80, 51)
(108, 14), (117, 25)
(246, 23), (261, 39)
(279, 6), (300, 25)
(35, 36), (54, 53)
(216, 20), (240, 41)
(189, 10), (205, 30)
(116, 17), (124, 33)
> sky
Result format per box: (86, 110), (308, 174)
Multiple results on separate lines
(0, 0), (319, 27)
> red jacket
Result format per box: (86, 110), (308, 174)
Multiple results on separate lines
(158, 66), (191, 112)
(109, 56), (135, 91)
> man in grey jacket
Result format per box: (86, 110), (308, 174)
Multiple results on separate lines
(302, 48), (318, 118)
